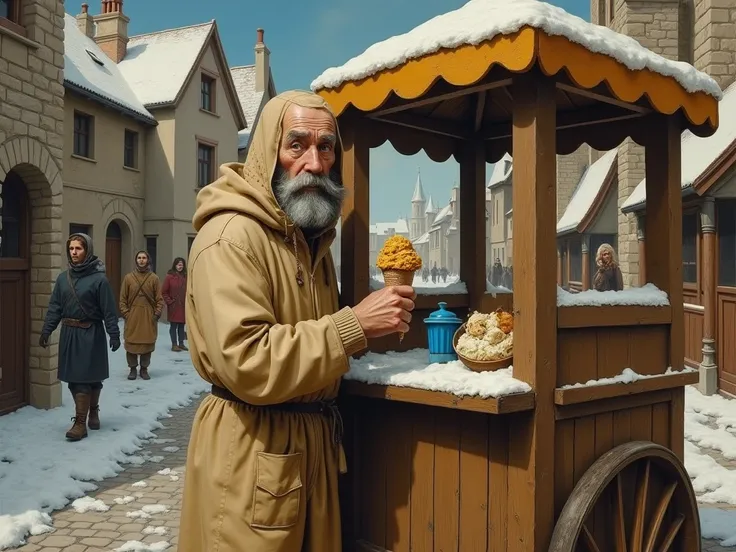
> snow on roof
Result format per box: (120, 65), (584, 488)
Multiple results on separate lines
(488, 153), (512, 188)
(622, 81), (736, 211)
(310, 0), (721, 100)
(370, 219), (410, 235)
(556, 149), (617, 234)
(63, 14), (155, 123)
(412, 231), (430, 245)
(431, 204), (453, 226)
(411, 171), (426, 202)
(117, 21), (213, 107)
(425, 195), (437, 214)
(557, 283), (670, 307)
(230, 65), (265, 128)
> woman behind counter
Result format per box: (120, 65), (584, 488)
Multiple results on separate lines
(593, 243), (624, 292)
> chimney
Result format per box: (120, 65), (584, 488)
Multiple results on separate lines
(254, 28), (270, 93)
(93, 0), (130, 63)
(76, 3), (95, 39)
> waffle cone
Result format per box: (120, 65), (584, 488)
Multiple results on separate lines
(381, 269), (415, 287)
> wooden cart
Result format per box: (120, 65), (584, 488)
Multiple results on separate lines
(314, 9), (721, 552)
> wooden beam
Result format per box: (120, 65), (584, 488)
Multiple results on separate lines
(340, 119), (371, 307)
(557, 305), (672, 329)
(370, 112), (471, 140)
(556, 81), (650, 113)
(482, 103), (649, 140)
(553, 370), (699, 405)
(644, 115), (684, 461)
(340, 381), (536, 415)
(372, 78), (512, 116)
(507, 71), (558, 552)
(459, 140), (487, 311)
(555, 389), (674, 421)
(474, 91), (486, 132)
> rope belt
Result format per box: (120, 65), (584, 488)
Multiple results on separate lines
(61, 318), (92, 329)
(210, 384), (344, 446)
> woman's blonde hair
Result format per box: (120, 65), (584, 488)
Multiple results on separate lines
(596, 243), (617, 266)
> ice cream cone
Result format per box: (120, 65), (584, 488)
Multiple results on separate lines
(381, 269), (415, 342)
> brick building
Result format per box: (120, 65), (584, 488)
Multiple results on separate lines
(0, 0), (66, 413)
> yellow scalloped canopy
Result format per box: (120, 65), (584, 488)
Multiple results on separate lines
(316, 27), (719, 133)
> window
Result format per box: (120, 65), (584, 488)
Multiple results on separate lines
(0, 0), (19, 23)
(188, 236), (195, 257)
(682, 212), (698, 284)
(69, 223), (92, 238)
(145, 236), (158, 273)
(197, 142), (215, 188)
(718, 201), (736, 288)
(200, 74), (215, 112)
(123, 129), (139, 168)
(73, 112), (94, 158)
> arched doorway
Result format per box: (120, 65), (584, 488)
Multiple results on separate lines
(0, 170), (31, 414)
(106, 221), (123, 313)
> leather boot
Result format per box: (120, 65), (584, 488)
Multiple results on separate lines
(171, 345), (181, 352)
(139, 367), (151, 380)
(66, 393), (89, 441)
(88, 388), (101, 430)
(127, 367), (137, 380)
(178, 344), (188, 351)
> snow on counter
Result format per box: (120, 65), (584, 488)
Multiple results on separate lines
(559, 365), (696, 390)
(557, 283), (670, 307)
(311, 0), (721, 99)
(346, 348), (531, 398)
(370, 274), (468, 295)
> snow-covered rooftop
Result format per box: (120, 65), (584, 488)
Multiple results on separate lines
(63, 14), (155, 124)
(230, 65), (265, 151)
(118, 21), (214, 107)
(622, 81), (736, 211)
(311, 0), (721, 100)
(556, 149), (617, 234)
(370, 219), (410, 235)
(488, 153), (512, 188)
(431, 204), (453, 227)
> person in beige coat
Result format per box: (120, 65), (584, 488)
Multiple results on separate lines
(179, 90), (416, 552)
(119, 250), (164, 380)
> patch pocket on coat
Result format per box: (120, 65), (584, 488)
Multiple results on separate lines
(251, 451), (303, 529)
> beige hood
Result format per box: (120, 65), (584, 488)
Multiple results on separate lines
(192, 90), (344, 234)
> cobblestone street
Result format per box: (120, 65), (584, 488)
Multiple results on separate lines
(12, 393), (736, 551)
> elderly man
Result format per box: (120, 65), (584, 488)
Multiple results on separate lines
(179, 90), (415, 551)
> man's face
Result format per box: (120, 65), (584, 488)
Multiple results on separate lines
(272, 105), (345, 235)
(69, 240), (86, 264)
(136, 253), (149, 268)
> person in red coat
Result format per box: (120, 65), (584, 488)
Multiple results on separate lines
(162, 257), (188, 351)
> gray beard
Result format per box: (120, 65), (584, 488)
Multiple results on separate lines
(272, 167), (345, 235)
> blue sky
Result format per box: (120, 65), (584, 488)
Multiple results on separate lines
(117, 0), (589, 223)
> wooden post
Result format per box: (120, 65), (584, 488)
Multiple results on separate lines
(644, 115), (684, 460)
(699, 197), (718, 395)
(340, 118), (371, 308)
(581, 235), (590, 291)
(565, 240), (571, 287)
(556, 243), (562, 286)
(508, 72), (557, 552)
(637, 214), (646, 286)
(459, 139), (487, 311)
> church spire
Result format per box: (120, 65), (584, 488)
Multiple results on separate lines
(411, 167), (426, 203)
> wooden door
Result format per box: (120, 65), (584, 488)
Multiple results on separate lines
(105, 222), (122, 312)
(0, 171), (30, 415)
(717, 288), (736, 396)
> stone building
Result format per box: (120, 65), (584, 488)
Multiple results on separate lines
(0, 0), (66, 413)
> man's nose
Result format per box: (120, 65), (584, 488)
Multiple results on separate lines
(303, 147), (322, 172)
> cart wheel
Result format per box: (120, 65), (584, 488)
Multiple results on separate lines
(549, 441), (700, 552)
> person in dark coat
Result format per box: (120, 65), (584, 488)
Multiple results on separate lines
(162, 257), (187, 352)
(593, 243), (624, 292)
(40, 233), (121, 441)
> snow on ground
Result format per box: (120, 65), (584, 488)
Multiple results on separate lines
(369, 273), (468, 294)
(347, 348), (531, 398)
(557, 283), (670, 306)
(686, 385), (736, 545)
(0, 321), (207, 550)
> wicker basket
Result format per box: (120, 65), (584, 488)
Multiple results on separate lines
(381, 269), (415, 287)
(452, 324), (513, 373)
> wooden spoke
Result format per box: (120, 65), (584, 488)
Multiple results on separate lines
(582, 525), (603, 552)
(549, 442), (701, 552)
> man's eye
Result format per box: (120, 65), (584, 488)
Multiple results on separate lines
(290, 143), (302, 150)
(319, 144), (333, 152)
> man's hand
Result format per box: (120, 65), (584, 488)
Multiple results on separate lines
(38, 334), (49, 348)
(110, 336), (121, 352)
(352, 285), (416, 339)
